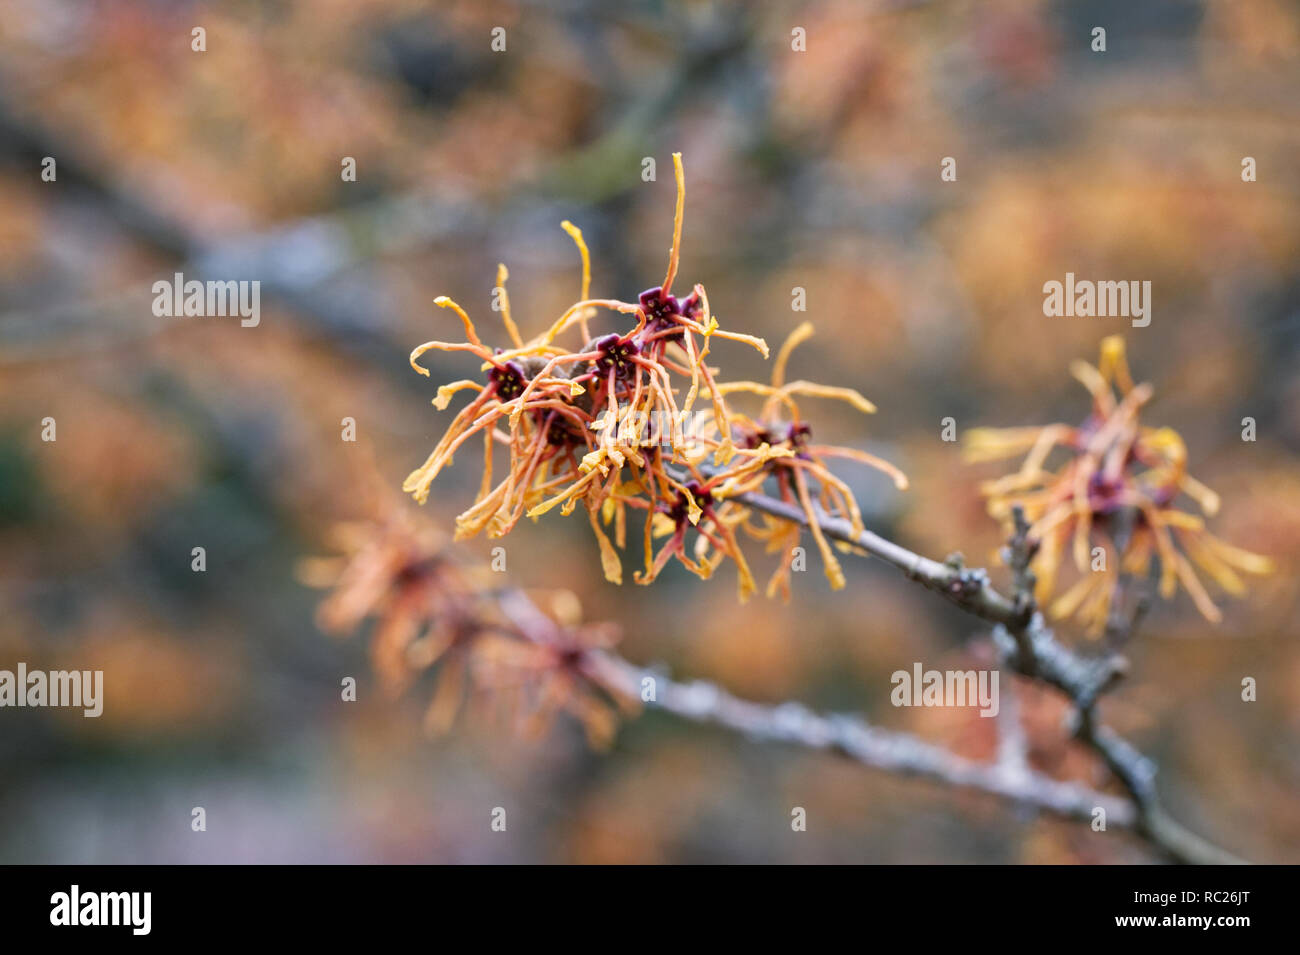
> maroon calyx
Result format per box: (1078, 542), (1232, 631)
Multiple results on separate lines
(669, 480), (713, 524)
(639, 286), (686, 341)
(592, 333), (640, 380)
(742, 421), (812, 458)
(488, 359), (528, 401)
(1086, 468), (1134, 515)
(539, 409), (587, 447)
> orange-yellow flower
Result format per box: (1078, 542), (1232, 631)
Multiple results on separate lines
(403, 154), (767, 589)
(302, 513), (633, 741)
(709, 321), (908, 596)
(401, 154), (905, 602)
(966, 336), (1272, 630)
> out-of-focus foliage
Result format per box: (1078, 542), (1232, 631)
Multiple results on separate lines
(0, 0), (1297, 863)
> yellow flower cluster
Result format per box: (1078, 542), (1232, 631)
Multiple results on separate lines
(966, 336), (1272, 630)
(404, 154), (905, 598)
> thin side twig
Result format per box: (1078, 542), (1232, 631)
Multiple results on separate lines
(719, 481), (1243, 864)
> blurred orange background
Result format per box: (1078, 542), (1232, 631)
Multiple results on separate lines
(0, 0), (1297, 862)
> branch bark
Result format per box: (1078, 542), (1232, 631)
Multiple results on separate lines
(720, 481), (1244, 864)
(590, 652), (1137, 829)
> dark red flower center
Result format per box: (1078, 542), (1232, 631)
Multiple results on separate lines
(488, 360), (528, 400)
(593, 333), (639, 380)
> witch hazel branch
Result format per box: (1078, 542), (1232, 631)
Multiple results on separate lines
(309, 154), (1268, 864)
